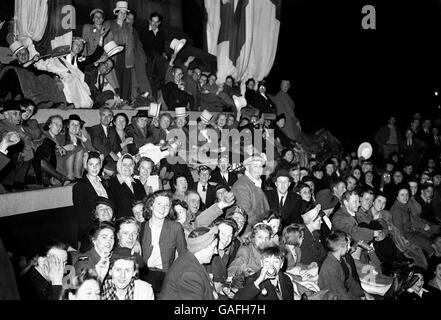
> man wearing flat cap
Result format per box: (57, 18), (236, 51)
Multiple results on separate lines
(232, 154), (270, 233)
(160, 226), (219, 300)
(265, 169), (303, 227)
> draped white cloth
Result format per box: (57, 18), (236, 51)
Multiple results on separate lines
(14, 0), (48, 42)
(205, 0), (280, 85)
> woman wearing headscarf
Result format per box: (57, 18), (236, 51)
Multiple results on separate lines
(107, 153), (146, 219)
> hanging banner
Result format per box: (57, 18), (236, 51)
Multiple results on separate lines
(34, 0), (75, 57)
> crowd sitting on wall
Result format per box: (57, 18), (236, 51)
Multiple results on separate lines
(1, 2), (441, 302)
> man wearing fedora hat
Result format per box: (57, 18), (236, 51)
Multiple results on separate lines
(232, 154), (270, 233)
(160, 226), (219, 300)
(265, 169), (303, 227)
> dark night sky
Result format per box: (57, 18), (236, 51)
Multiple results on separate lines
(266, 0), (441, 150)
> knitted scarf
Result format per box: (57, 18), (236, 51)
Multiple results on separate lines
(101, 278), (135, 300)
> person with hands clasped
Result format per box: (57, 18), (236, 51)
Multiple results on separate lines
(234, 245), (294, 300)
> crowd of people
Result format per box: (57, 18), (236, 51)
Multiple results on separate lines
(1, 2), (441, 302)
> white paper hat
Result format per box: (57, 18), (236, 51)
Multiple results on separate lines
(9, 41), (25, 58)
(233, 95), (247, 110)
(103, 41), (124, 58)
(170, 38), (187, 55)
(148, 103), (161, 118)
(113, 1), (130, 15)
(200, 110), (213, 124)
(174, 107), (188, 118)
(357, 142), (373, 160)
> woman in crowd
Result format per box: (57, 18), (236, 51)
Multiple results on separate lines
(20, 240), (68, 300)
(113, 113), (133, 155)
(245, 78), (256, 108)
(296, 183), (314, 215)
(78, 196), (115, 253)
(135, 157), (161, 196)
(351, 166), (363, 183)
(384, 170), (405, 209)
(171, 199), (190, 234)
(262, 211), (282, 245)
(171, 174), (188, 201)
(275, 149), (295, 172)
(227, 223), (272, 288)
(140, 191), (187, 294)
(34, 115), (72, 186)
(132, 201), (145, 223)
(75, 222), (115, 281)
(107, 153), (146, 219)
(370, 192), (427, 269)
(73, 151), (109, 252)
(362, 171), (376, 192)
(63, 268), (101, 300)
(103, 1), (135, 102)
(253, 80), (276, 115)
(390, 187), (433, 255)
(150, 113), (173, 145)
(62, 115), (91, 181)
(113, 217), (147, 278)
(92, 197), (115, 224)
(101, 252), (154, 300)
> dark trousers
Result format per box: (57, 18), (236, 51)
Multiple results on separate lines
(115, 53), (133, 101)
(146, 52), (167, 99)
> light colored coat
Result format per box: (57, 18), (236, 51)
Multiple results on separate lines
(232, 174), (270, 231)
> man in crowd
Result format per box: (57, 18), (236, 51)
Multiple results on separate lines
(232, 154), (270, 233)
(87, 107), (121, 164)
(265, 169), (303, 226)
(140, 12), (167, 99)
(332, 190), (381, 242)
(193, 165), (216, 211)
(0, 100), (34, 191)
(374, 115), (401, 160)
